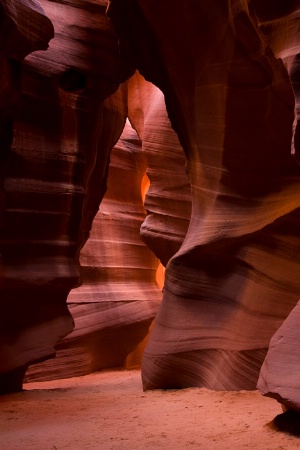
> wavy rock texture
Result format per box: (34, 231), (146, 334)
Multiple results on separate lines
(2, 0), (300, 404)
(0, 0), (54, 59)
(252, 4), (300, 168)
(253, 3), (300, 410)
(127, 72), (191, 266)
(25, 117), (162, 381)
(25, 72), (190, 381)
(0, 0), (131, 393)
(108, 0), (300, 390)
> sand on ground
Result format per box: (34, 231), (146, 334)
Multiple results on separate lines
(1, 369), (300, 449)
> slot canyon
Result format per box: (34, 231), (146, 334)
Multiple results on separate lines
(1, 0), (300, 444)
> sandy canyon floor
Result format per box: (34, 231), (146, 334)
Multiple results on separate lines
(1, 369), (300, 449)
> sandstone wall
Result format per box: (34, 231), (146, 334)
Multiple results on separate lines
(0, 0), (131, 392)
(108, 0), (300, 392)
(1, 0), (300, 408)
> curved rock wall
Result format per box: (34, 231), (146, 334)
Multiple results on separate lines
(0, 0), (131, 392)
(253, 4), (300, 411)
(127, 72), (192, 266)
(0, 0), (55, 393)
(108, 0), (300, 390)
(25, 72), (191, 381)
(25, 115), (162, 381)
(1, 0), (300, 405)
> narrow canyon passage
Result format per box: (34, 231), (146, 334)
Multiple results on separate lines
(1, 0), (300, 432)
(25, 73), (190, 382)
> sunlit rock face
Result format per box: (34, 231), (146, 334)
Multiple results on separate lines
(0, 0), (131, 393)
(108, 0), (300, 390)
(127, 72), (192, 267)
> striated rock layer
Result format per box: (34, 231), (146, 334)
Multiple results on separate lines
(2, 0), (300, 400)
(25, 117), (162, 381)
(0, 0), (55, 393)
(25, 71), (191, 381)
(254, 4), (300, 411)
(108, 0), (300, 390)
(0, 0), (132, 392)
(128, 72), (191, 267)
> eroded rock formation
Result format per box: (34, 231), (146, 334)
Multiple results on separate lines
(0, 0), (131, 392)
(25, 114), (162, 381)
(1, 0), (300, 407)
(252, 2), (300, 412)
(127, 72), (191, 267)
(108, 0), (300, 391)
(0, 0), (55, 393)
(25, 71), (190, 381)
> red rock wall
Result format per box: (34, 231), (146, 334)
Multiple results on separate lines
(127, 72), (191, 266)
(108, 0), (300, 391)
(1, 0), (300, 406)
(0, 0), (131, 392)
(24, 72), (190, 381)
(253, 4), (300, 411)
(25, 112), (162, 381)
(0, 0), (55, 393)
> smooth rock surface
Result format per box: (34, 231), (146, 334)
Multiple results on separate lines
(128, 71), (192, 266)
(108, 0), (300, 390)
(257, 300), (300, 411)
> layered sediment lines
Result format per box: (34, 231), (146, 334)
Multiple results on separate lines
(25, 72), (191, 381)
(25, 118), (162, 381)
(0, 0), (56, 392)
(2, 0), (300, 404)
(253, 3), (300, 410)
(108, 0), (300, 390)
(128, 72), (192, 266)
(0, 0), (130, 392)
